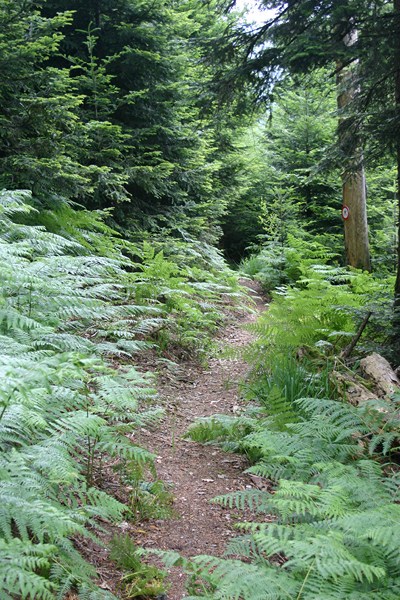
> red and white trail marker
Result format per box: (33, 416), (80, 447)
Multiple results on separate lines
(341, 205), (350, 220)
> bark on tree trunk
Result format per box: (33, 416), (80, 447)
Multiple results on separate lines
(343, 166), (371, 271)
(336, 31), (371, 272)
(394, 0), (400, 305)
(393, 0), (400, 361)
(341, 161), (371, 271)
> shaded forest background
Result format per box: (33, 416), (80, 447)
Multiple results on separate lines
(1, 0), (398, 273)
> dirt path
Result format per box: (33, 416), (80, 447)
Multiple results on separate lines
(134, 281), (267, 599)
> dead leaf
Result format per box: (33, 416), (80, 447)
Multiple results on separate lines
(99, 582), (112, 591)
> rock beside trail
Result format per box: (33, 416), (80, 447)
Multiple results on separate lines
(332, 352), (400, 406)
(332, 370), (377, 406)
(360, 352), (400, 398)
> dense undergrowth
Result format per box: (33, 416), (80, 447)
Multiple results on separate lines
(0, 189), (240, 598)
(156, 241), (400, 599)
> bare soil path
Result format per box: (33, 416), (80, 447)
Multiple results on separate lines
(133, 281), (267, 599)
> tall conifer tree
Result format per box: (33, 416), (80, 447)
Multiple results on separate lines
(219, 0), (400, 316)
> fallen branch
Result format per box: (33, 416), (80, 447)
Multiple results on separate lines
(340, 311), (372, 360)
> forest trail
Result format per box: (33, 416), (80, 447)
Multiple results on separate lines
(134, 281), (267, 599)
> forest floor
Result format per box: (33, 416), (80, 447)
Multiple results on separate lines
(131, 280), (267, 599)
(77, 280), (267, 599)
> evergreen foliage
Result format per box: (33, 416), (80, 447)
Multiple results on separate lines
(219, 0), (400, 158)
(262, 73), (340, 239)
(232, 68), (397, 269)
(0, 0), (255, 244)
(216, 0), (400, 344)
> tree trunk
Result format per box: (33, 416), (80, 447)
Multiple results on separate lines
(336, 30), (371, 272)
(341, 160), (371, 271)
(393, 0), (400, 360)
(394, 0), (400, 305)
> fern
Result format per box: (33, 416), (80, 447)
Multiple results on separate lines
(0, 539), (56, 600)
(245, 262), (390, 370)
(172, 278), (400, 600)
(0, 188), (244, 598)
(184, 406), (400, 599)
(0, 190), (164, 598)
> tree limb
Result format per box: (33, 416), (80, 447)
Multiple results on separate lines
(340, 311), (372, 360)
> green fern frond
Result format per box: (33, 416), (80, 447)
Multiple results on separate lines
(212, 488), (269, 512)
(0, 539), (56, 600)
(186, 414), (256, 445)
